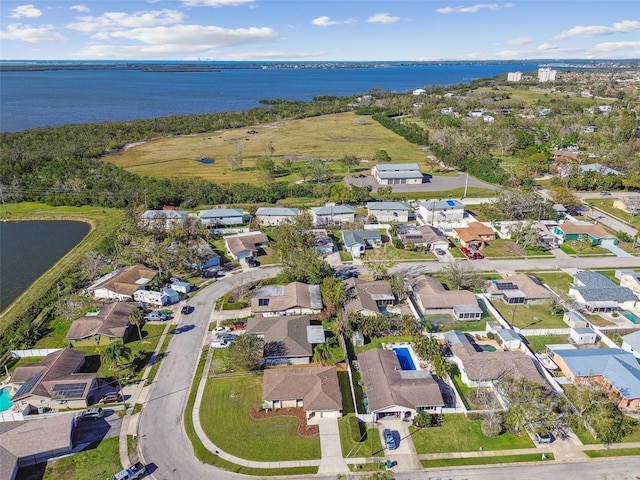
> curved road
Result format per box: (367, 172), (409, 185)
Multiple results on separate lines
(138, 264), (640, 480)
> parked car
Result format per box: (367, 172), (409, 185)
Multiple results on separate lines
(210, 340), (230, 349)
(600, 191), (611, 196)
(245, 257), (259, 268)
(536, 432), (553, 444)
(213, 326), (231, 334)
(384, 428), (397, 450)
(109, 462), (146, 480)
(75, 407), (103, 421)
(144, 311), (168, 321)
(216, 333), (238, 342)
(232, 321), (246, 330)
(434, 248), (446, 255)
(181, 305), (193, 315)
(99, 392), (123, 404)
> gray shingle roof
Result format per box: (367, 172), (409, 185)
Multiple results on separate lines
(366, 201), (410, 211)
(341, 230), (381, 248)
(573, 271), (637, 303)
(374, 163), (421, 171)
(255, 207), (300, 216)
(310, 205), (355, 216)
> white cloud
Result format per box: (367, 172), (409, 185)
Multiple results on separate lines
(367, 13), (400, 24)
(9, 4), (42, 18)
(436, 3), (513, 14)
(0, 23), (66, 43)
(312, 16), (340, 27)
(70, 5), (90, 13)
(181, 0), (254, 6)
(592, 41), (640, 53)
(66, 9), (184, 33)
(223, 50), (326, 60)
(506, 37), (533, 45)
(555, 20), (640, 40)
(536, 43), (558, 51)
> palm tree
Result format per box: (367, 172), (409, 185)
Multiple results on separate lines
(101, 343), (132, 369)
(312, 343), (333, 365)
(129, 307), (145, 341)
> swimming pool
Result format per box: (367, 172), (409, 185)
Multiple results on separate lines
(620, 311), (640, 324)
(393, 347), (417, 370)
(0, 387), (14, 412)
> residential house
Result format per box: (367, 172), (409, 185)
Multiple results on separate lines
(224, 231), (269, 260)
(613, 197), (640, 215)
(255, 207), (300, 226)
(496, 329), (522, 350)
(357, 348), (444, 421)
(262, 365), (342, 421)
(246, 315), (316, 365)
(547, 345), (640, 409)
(621, 330), (640, 359)
(87, 264), (158, 301)
(418, 199), (465, 224)
(485, 274), (552, 305)
(452, 222), (496, 250)
(310, 204), (355, 226)
(552, 204), (567, 217)
(187, 241), (221, 270)
(8, 349), (98, 412)
(371, 164), (423, 185)
(341, 230), (382, 258)
(140, 209), (188, 229)
(343, 278), (395, 316)
(410, 275), (483, 320)
(171, 280), (191, 294)
(398, 225), (449, 252)
(568, 270), (637, 312)
(564, 310), (589, 328)
(66, 302), (138, 347)
(251, 282), (323, 317)
(616, 270), (640, 295)
(553, 221), (618, 246)
(570, 327), (598, 345)
(308, 229), (335, 255)
(133, 286), (178, 306)
(366, 201), (410, 223)
(444, 331), (545, 387)
(198, 207), (245, 227)
(579, 163), (622, 176)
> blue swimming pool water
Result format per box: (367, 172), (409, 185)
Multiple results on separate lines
(0, 387), (13, 412)
(393, 347), (416, 370)
(620, 311), (640, 324)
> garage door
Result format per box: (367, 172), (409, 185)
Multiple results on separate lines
(600, 238), (616, 246)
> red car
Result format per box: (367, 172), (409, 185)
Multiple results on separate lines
(232, 322), (246, 330)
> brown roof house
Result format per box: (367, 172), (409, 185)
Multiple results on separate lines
(444, 331), (545, 388)
(409, 275), (483, 320)
(399, 225), (449, 252)
(251, 282), (323, 317)
(485, 274), (552, 305)
(343, 278), (395, 316)
(224, 231), (269, 261)
(8, 349), (98, 413)
(246, 315), (317, 366)
(358, 348), (444, 421)
(452, 222), (496, 249)
(87, 264), (158, 301)
(262, 365), (343, 422)
(66, 302), (138, 347)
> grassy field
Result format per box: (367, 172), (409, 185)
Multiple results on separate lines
(531, 272), (574, 295)
(410, 413), (533, 454)
(107, 112), (433, 182)
(421, 452), (554, 468)
(43, 437), (121, 480)
(524, 335), (570, 353)
(481, 239), (552, 259)
(584, 448), (640, 458)
(200, 373), (321, 461)
(0, 203), (124, 338)
(493, 302), (567, 329)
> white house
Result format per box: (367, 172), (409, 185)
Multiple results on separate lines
(140, 209), (188, 229)
(568, 271), (636, 313)
(133, 289), (169, 306)
(570, 327), (597, 345)
(418, 199), (465, 223)
(198, 208), (245, 227)
(171, 280), (191, 294)
(224, 231), (269, 260)
(621, 330), (640, 359)
(310, 204), (355, 225)
(88, 265), (158, 301)
(366, 201), (410, 223)
(255, 207), (300, 226)
(341, 230), (382, 258)
(371, 164), (423, 185)
(497, 329), (522, 350)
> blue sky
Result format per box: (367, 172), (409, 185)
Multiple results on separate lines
(1, 0), (638, 61)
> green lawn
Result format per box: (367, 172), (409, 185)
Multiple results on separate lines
(410, 414), (533, 454)
(200, 373), (321, 461)
(482, 239), (552, 259)
(339, 414), (384, 458)
(524, 335), (570, 353)
(43, 437), (121, 480)
(588, 199), (640, 227)
(584, 448), (640, 458)
(493, 302), (567, 329)
(355, 335), (416, 354)
(448, 366), (472, 409)
(531, 272), (574, 295)
(421, 452), (554, 468)
(559, 242), (611, 256)
(582, 313), (615, 327)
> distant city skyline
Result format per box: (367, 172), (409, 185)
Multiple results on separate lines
(1, 0), (639, 61)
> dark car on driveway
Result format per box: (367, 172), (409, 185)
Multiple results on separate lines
(181, 305), (193, 314)
(384, 428), (397, 449)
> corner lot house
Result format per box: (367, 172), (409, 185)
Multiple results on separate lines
(310, 204), (355, 225)
(341, 230), (382, 258)
(568, 270), (637, 312)
(140, 209), (188, 229)
(553, 221), (618, 246)
(66, 302), (138, 346)
(452, 222), (496, 249)
(548, 345), (640, 409)
(262, 365), (342, 421)
(371, 163), (423, 185)
(246, 315), (316, 366)
(366, 201), (410, 223)
(485, 274), (552, 305)
(224, 231), (269, 260)
(409, 275), (483, 320)
(343, 278), (395, 316)
(87, 264), (158, 301)
(358, 348), (444, 421)
(198, 207), (245, 227)
(398, 225), (449, 252)
(418, 200), (465, 223)
(251, 282), (323, 317)
(8, 349), (98, 413)
(255, 207), (299, 226)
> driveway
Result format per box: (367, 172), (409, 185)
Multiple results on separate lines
(376, 419), (421, 472)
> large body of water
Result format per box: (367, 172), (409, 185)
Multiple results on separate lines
(0, 61), (540, 132)
(0, 221), (91, 312)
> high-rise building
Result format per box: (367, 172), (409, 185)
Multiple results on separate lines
(507, 71), (522, 82)
(537, 67), (557, 83)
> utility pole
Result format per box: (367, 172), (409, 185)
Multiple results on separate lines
(463, 173), (469, 198)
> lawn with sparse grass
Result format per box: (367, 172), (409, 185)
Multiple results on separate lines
(410, 414), (533, 454)
(200, 373), (320, 461)
(582, 313), (615, 327)
(43, 437), (121, 480)
(493, 302), (567, 329)
(482, 239), (552, 259)
(587, 199), (640, 228)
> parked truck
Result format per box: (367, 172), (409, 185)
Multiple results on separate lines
(109, 462), (146, 480)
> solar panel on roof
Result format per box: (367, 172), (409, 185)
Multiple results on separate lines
(53, 382), (87, 398)
(405, 235), (423, 240)
(446, 200), (456, 206)
(13, 373), (42, 398)
(496, 282), (518, 290)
